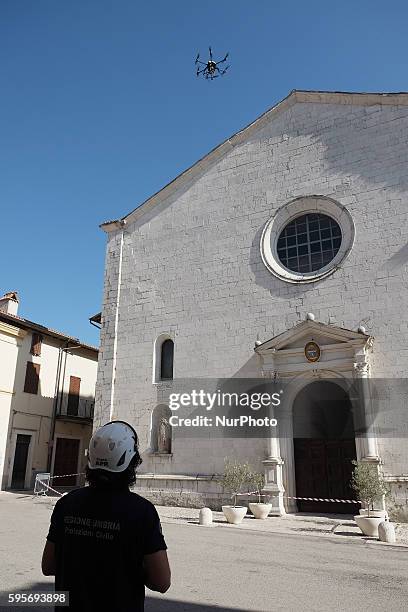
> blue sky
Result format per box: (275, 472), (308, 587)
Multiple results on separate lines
(1, 0), (408, 345)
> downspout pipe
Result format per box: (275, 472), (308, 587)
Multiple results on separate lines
(47, 342), (85, 472)
(48, 341), (69, 471)
(109, 220), (126, 421)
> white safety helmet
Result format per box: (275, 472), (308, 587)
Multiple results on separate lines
(88, 421), (137, 473)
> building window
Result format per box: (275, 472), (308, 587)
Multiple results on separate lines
(160, 339), (174, 380)
(24, 362), (40, 394)
(153, 334), (175, 383)
(67, 376), (81, 416)
(260, 195), (355, 283)
(277, 213), (342, 273)
(30, 333), (43, 357)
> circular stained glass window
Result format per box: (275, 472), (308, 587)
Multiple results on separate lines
(276, 213), (342, 273)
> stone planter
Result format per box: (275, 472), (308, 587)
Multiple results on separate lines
(249, 502), (272, 519)
(359, 509), (387, 519)
(354, 515), (384, 537)
(222, 505), (247, 525)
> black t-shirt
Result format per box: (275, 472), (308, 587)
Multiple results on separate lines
(46, 486), (167, 612)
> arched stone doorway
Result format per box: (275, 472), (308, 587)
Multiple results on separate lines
(293, 380), (359, 514)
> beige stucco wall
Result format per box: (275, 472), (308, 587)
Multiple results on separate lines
(1, 326), (98, 490)
(0, 322), (26, 489)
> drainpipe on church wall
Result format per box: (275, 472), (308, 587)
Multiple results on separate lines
(109, 220), (126, 421)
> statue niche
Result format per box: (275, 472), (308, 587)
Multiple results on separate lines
(157, 417), (172, 454)
(151, 405), (172, 454)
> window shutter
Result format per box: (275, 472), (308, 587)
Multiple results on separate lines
(24, 362), (40, 394)
(67, 376), (81, 416)
(30, 333), (43, 357)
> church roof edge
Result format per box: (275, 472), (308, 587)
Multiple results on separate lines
(100, 89), (408, 232)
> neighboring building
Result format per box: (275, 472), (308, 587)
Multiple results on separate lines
(94, 90), (408, 514)
(0, 292), (98, 490)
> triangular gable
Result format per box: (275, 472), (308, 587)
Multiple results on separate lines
(255, 320), (371, 354)
(101, 90), (408, 232)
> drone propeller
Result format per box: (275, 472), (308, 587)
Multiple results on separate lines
(195, 48), (230, 80)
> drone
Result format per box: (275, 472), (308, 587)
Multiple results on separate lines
(195, 47), (230, 80)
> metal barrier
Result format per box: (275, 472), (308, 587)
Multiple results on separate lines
(33, 472), (85, 497)
(33, 473), (51, 496)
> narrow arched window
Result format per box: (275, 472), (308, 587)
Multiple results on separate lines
(160, 339), (174, 380)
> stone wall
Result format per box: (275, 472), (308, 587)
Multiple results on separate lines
(95, 95), (408, 498)
(133, 475), (228, 511)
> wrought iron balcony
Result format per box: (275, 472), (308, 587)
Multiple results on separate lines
(56, 397), (94, 421)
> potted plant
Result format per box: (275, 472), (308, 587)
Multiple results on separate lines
(248, 471), (272, 519)
(218, 460), (251, 524)
(351, 461), (389, 537)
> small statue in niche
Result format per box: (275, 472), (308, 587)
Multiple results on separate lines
(157, 417), (171, 454)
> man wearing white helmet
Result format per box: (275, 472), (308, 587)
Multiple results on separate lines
(42, 421), (171, 611)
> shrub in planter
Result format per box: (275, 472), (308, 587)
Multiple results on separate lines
(218, 460), (251, 524)
(351, 461), (390, 537)
(248, 471), (272, 519)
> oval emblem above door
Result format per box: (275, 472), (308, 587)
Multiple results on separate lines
(305, 341), (321, 362)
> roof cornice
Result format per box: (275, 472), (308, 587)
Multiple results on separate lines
(0, 320), (27, 340)
(101, 89), (408, 233)
(0, 312), (98, 353)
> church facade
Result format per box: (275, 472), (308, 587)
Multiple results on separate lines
(94, 90), (408, 516)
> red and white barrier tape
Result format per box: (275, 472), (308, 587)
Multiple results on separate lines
(236, 491), (361, 504)
(50, 472), (85, 480)
(282, 495), (360, 504)
(36, 475), (362, 506)
(133, 488), (361, 505)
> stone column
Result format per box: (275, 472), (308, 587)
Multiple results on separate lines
(353, 354), (379, 462)
(258, 358), (286, 515)
(262, 405), (286, 515)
